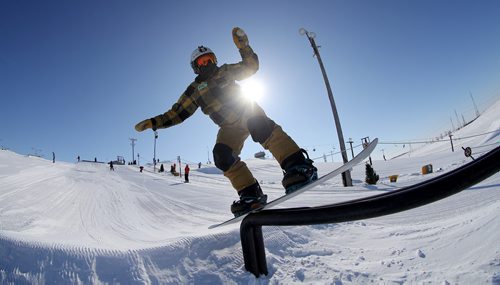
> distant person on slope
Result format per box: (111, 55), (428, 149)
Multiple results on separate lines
(184, 164), (190, 183)
(134, 27), (317, 217)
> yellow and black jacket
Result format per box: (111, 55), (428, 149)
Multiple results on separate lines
(151, 46), (259, 129)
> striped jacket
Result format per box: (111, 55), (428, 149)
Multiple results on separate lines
(151, 46), (259, 129)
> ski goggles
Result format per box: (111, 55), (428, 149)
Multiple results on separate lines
(196, 53), (216, 67)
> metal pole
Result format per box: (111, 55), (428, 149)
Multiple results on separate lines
(300, 28), (352, 186)
(448, 133), (454, 152)
(129, 138), (137, 165)
(454, 109), (461, 129)
(348, 138), (355, 160)
(153, 131), (158, 172)
(207, 147), (211, 164)
(361, 137), (373, 165)
(469, 91), (480, 118)
(178, 156), (182, 181)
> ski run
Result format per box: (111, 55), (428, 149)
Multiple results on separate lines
(1, 99), (500, 284)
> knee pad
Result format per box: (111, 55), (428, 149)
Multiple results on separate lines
(247, 116), (276, 144)
(213, 143), (236, 172)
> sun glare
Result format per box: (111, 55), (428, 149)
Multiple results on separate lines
(240, 79), (265, 102)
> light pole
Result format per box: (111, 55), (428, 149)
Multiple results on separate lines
(129, 138), (137, 165)
(153, 131), (158, 172)
(178, 156), (182, 181)
(299, 28), (352, 186)
(348, 138), (355, 160)
(207, 146), (212, 164)
(448, 132), (454, 152)
(361, 137), (373, 165)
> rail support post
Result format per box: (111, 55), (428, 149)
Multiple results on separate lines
(241, 220), (267, 277)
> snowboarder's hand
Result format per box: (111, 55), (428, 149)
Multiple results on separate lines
(135, 119), (153, 132)
(232, 27), (249, 49)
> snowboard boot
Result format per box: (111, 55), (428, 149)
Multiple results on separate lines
(281, 149), (318, 194)
(230, 181), (268, 217)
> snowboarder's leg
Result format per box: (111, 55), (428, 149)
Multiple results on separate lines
(213, 125), (254, 190)
(245, 103), (317, 193)
(213, 125), (267, 216)
(246, 104), (300, 163)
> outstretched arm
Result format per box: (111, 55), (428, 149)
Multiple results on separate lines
(135, 84), (199, 132)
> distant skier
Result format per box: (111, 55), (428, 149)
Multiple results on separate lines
(135, 27), (317, 217)
(184, 164), (190, 183)
(109, 161), (114, 171)
(52, 152), (55, 163)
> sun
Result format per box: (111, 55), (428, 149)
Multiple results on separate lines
(240, 78), (265, 102)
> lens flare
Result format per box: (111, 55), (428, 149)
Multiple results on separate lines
(240, 79), (265, 102)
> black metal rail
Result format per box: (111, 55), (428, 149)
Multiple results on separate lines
(240, 145), (500, 277)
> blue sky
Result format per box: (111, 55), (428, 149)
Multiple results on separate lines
(1, 0), (499, 165)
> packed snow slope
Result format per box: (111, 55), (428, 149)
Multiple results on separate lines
(1, 100), (499, 284)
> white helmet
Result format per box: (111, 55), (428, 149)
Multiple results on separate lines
(190, 46), (217, 74)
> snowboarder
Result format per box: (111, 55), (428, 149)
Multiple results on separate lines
(135, 27), (317, 217)
(184, 164), (190, 183)
(109, 161), (114, 171)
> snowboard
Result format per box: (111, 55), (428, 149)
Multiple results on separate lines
(208, 138), (378, 229)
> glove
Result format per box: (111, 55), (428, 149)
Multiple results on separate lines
(135, 118), (153, 132)
(232, 27), (249, 49)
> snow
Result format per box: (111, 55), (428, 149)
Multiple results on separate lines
(1, 100), (500, 284)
